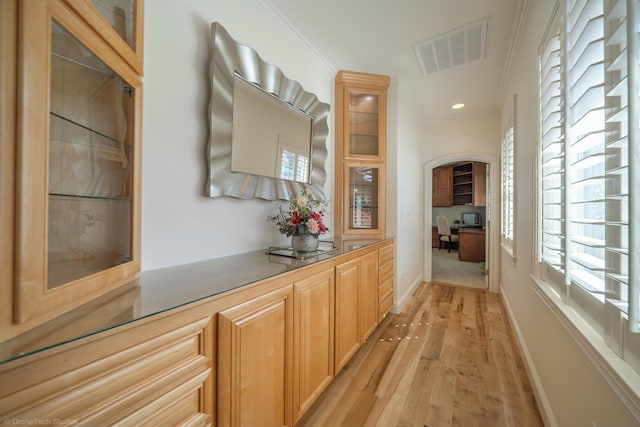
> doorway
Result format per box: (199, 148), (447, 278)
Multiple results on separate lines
(423, 153), (500, 293)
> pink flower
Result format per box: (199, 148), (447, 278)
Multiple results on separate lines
(307, 218), (320, 234)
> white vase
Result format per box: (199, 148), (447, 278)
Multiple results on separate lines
(291, 234), (319, 252)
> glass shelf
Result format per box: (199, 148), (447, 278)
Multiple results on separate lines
(50, 112), (131, 149)
(49, 113), (132, 200)
(349, 135), (378, 155)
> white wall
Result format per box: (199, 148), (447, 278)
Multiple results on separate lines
(419, 111), (501, 161)
(499, 0), (638, 425)
(419, 111), (501, 290)
(389, 77), (425, 310)
(141, 0), (334, 270)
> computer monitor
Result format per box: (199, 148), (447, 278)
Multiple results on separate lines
(461, 212), (481, 227)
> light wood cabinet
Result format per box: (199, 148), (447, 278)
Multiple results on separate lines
(293, 269), (334, 422)
(334, 243), (391, 373)
(218, 285), (294, 427)
(360, 250), (379, 342)
(1, 0), (143, 338)
(0, 302), (214, 425)
(432, 165), (453, 207)
(0, 239), (394, 426)
(335, 258), (361, 373)
(334, 71), (390, 238)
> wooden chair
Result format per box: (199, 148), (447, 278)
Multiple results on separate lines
(436, 215), (459, 252)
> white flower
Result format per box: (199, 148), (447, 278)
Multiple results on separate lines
(295, 196), (307, 208)
(307, 218), (320, 234)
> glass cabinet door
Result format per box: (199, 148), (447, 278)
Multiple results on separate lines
(348, 91), (379, 156)
(66, 0), (143, 73)
(344, 86), (386, 160)
(48, 20), (134, 289)
(15, 0), (141, 324)
(344, 162), (385, 234)
(88, 0), (137, 50)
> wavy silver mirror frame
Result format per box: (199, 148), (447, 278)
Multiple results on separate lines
(206, 22), (330, 201)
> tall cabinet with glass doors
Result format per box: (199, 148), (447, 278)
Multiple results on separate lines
(334, 70), (390, 238)
(1, 0), (143, 338)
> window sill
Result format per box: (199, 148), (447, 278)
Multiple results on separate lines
(530, 274), (640, 421)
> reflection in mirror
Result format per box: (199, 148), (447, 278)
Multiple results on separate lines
(207, 22), (330, 201)
(231, 76), (312, 183)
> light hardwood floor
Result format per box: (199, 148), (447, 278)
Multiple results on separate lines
(296, 282), (544, 427)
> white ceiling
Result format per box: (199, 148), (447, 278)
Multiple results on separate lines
(265, 0), (523, 122)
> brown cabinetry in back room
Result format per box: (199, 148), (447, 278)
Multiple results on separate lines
(432, 165), (453, 207)
(432, 161), (486, 207)
(452, 162), (486, 207)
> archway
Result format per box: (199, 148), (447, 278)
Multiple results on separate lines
(423, 152), (500, 293)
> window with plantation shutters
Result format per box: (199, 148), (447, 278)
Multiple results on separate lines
(537, 0), (640, 378)
(501, 96), (516, 256)
(539, 11), (564, 281)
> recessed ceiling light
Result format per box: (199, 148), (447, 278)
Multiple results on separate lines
(452, 103), (465, 110)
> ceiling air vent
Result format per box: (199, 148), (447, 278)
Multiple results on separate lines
(414, 17), (489, 76)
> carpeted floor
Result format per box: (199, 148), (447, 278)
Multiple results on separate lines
(431, 248), (486, 289)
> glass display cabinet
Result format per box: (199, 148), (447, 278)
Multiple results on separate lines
(8, 0), (143, 328)
(334, 71), (390, 237)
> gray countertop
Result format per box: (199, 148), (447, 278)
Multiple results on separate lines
(0, 237), (392, 364)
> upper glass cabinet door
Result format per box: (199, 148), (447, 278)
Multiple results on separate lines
(344, 86), (386, 160)
(66, 0), (144, 73)
(15, 0), (142, 324)
(89, 0), (137, 50)
(348, 92), (379, 156)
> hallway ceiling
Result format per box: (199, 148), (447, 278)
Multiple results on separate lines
(265, 0), (523, 122)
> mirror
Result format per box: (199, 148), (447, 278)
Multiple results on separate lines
(231, 75), (312, 183)
(207, 22), (330, 201)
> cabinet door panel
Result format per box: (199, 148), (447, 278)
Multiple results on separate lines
(335, 259), (360, 372)
(218, 286), (293, 427)
(432, 166), (453, 207)
(343, 160), (385, 237)
(359, 251), (378, 342)
(293, 269), (334, 422)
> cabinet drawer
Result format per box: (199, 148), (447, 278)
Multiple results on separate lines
(0, 313), (214, 425)
(379, 259), (394, 283)
(379, 277), (393, 300)
(378, 244), (393, 264)
(379, 292), (393, 319)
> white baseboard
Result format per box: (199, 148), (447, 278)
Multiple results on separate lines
(500, 286), (558, 427)
(393, 274), (424, 314)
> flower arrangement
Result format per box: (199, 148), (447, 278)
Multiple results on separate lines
(270, 189), (329, 237)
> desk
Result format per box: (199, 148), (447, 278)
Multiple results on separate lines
(458, 228), (486, 262)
